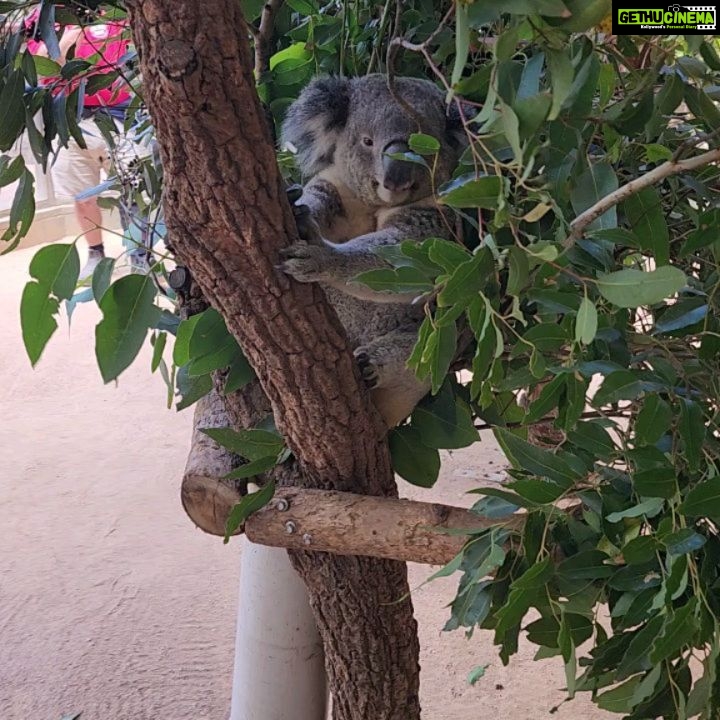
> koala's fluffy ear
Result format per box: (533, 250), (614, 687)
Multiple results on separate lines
(281, 76), (351, 177)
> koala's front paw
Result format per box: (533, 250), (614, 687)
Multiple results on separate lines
(278, 244), (330, 283)
(292, 204), (323, 244)
(354, 347), (382, 389)
(286, 184), (323, 244)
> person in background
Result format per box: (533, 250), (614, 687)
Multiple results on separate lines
(27, 9), (132, 279)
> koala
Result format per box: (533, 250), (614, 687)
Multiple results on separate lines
(279, 74), (467, 427)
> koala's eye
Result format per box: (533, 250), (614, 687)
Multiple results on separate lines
(361, 136), (374, 147)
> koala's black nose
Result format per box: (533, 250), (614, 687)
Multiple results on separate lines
(382, 141), (415, 193)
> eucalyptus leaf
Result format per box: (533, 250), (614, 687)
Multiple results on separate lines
(596, 267), (686, 308)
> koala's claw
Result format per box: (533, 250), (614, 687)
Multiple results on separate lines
(354, 348), (379, 388)
(279, 244), (327, 283)
(293, 205), (322, 244)
(286, 183), (304, 205)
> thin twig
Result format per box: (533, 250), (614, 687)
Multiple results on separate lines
(563, 146), (720, 249)
(253, 0), (284, 80)
(672, 125), (720, 162)
(385, 2), (455, 130)
(474, 409), (632, 433)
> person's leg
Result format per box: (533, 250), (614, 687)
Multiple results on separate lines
(51, 119), (109, 279)
(74, 196), (105, 278)
(75, 197), (103, 248)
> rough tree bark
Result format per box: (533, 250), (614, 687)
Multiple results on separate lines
(126, 2), (421, 717)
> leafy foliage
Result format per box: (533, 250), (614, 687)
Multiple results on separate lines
(6, 0), (720, 716)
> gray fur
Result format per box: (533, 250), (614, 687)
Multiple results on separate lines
(280, 74), (467, 427)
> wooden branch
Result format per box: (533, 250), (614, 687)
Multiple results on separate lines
(181, 387), (246, 534)
(254, 0), (283, 80)
(563, 147), (720, 248)
(182, 475), (523, 565)
(249, 489), (523, 564)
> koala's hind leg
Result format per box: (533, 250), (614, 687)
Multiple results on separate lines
(354, 327), (431, 427)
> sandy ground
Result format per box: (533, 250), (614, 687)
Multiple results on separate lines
(0, 237), (613, 720)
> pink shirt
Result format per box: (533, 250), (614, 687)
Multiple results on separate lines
(26, 17), (131, 108)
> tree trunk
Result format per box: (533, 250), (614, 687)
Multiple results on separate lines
(126, 2), (421, 717)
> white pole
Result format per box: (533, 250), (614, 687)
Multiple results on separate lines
(229, 539), (328, 720)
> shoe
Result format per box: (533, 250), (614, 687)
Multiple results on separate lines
(78, 248), (105, 282)
(129, 248), (151, 274)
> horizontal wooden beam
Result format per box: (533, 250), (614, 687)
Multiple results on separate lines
(182, 474), (523, 565)
(181, 387), (522, 565)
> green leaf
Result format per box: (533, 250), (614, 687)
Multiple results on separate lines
(679, 400), (705, 473)
(408, 132), (440, 155)
(525, 373), (565, 424)
(557, 550), (613, 580)
(173, 313), (203, 366)
(427, 239), (472, 273)
(224, 353), (255, 394)
(680, 478), (720, 519)
(597, 676), (643, 713)
(437, 251), (489, 307)
(224, 455), (278, 480)
(567, 421), (615, 460)
(91, 257), (116, 302)
(575, 295), (597, 345)
(20, 243), (81, 365)
(224, 481), (276, 541)
(202, 427), (284, 462)
(633, 467), (677, 500)
(495, 428), (579, 487)
(654, 298), (707, 334)
(511, 558), (554, 589)
(680, 209), (720, 258)
(0, 69), (26, 151)
(664, 528), (706, 556)
(562, 0), (611, 32)
(546, 49), (574, 120)
(95, 275), (161, 383)
(175, 366), (212, 411)
(20, 282), (60, 366)
(444, 579), (494, 631)
(186, 308), (241, 376)
(352, 266), (433, 295)
(593, 370), (646, 406)
(506, 247), (529, 296)
(33, 55), (61, 77)
(616, 615), (665, 679)
(2, 169), (36, 248)
(526, 616), (561, 647)
(635, 395), (672, 445)
(422, 322), (457, 395)
(623, 188), (670, 265)
(570, 163), (619, 232)
(508, 478), (566, 503)
(389, 426), (440, 488)
(150, 332), (167, 373)
(0, 154), (25, 188)
(622, 536), (660, 565)
(606, 498), (664, 523)
(527, 289), (581, 314)
(649, 598), (698, 664)
(495, 587), (534, 636)
(30, 243), (80, 301)
(189, 336), (240, 376)
(467, 665), (488, 686)
(437, 174), (502, 209)
(427, 549), (465, 582)
(596, 267), (686, 308)
(412, 384), (479, 449)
